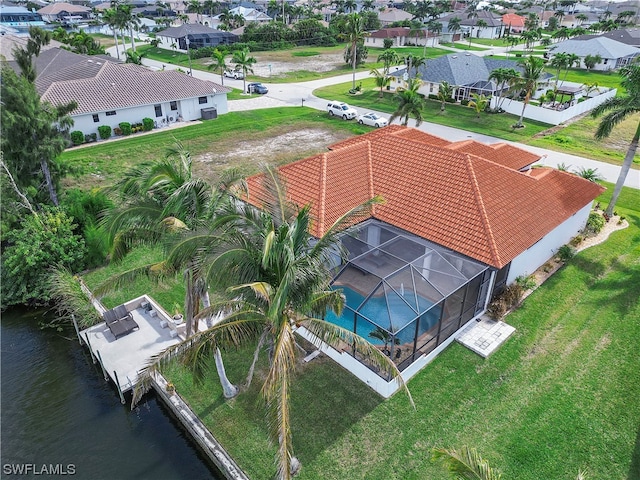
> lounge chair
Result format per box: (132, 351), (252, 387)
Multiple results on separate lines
(103, 306), (139, 339)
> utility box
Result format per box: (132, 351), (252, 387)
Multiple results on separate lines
(201, 107), (217, 120)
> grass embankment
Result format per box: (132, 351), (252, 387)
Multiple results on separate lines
(315, 79), (552, 142)
(165, 184), (640, 480)
(59, 108), (371, 188)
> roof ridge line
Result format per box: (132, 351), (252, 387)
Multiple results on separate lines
(366, 141), (376, 216)
(317, 153), (328, 235)
(464, 154), (502, 267)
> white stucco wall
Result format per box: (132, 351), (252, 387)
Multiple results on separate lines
(506, 202), (592, 284)
(71, 93), (229, 137)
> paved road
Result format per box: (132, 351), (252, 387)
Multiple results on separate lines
(107, 46), (639, 189)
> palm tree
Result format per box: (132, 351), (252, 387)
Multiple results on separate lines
(448, 16), (461, 40)
(512, 55), (546, 128)
(473, 19), (488, 43)
(232, 48), (257, 93)
(102, 8), (122, 60)
(591, 64), (640, 217)
(207, 48), (227, 85)
(403, 54), (426, 80)
(390, 77), (426, 126)
(377, 48), (399, 77)
(432, 446), (503, 480)
(342, 13), (367, 90)
(468, 92), (489, 118)
(132, 168), (413, 480)
(549, 51), (569, 89)
(488, 67), (518, 111)
(370, 67), (390, 97)
(437, 80), (453, 112)
(561, 53), (580, 85)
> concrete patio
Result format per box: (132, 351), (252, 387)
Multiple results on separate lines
(456, 315), (516, 358)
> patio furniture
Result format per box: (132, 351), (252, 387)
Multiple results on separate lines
(103, 305), (139, 339)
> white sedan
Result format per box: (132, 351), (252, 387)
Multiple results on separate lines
(357, 112), (388, 128)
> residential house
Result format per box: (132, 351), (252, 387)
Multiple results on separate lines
(365, 27), (439, 48)
(156, 24), (239, 52)
(245, 125), (603, 396)
(0, 5), (46, 33)
(25, 48), (230, 138)
(502, 13), (525, 34)
(440, 10), (505, 40)
(389, 53), (550, 102)
(378, 7), (412, 27)
(228, 5), (272, 23)
(551, 36), (639, 71)
(37, 2), (91, 24)
(575, 28), (640, 48)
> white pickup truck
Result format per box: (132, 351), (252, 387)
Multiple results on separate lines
(327, 101), (357, 120)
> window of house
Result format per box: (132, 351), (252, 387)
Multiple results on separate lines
(93, 114), (100, 122)
(154, 104), (162, 117)
(198, 96), (207, 104)
(170, 101), (178, 111)
(603, 58), (608, 64)
(106, 111), (116, 116)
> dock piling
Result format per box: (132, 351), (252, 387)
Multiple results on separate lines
(95, 350), (109, 381)
(113, 370), (126, 405)
(71, 314), (82, 345)
(84, 332), (97, 364)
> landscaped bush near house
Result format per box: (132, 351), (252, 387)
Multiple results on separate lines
(557, 244), (577, 262)
(97, 125), (112, 139)
(119, 122), (132, 136)
(460, 99), (470, 106)
(569, 234), (584, 247)
(515, 275), (536, 291)
(142, 117), (154, 131)
(84, 133), (97, 143)
(487, 283), (524, 320)
(428, 94), (438, 100)
(113, 126), (122, 136)
(70, 130), (85, 145)
(586, 211), (606, 234)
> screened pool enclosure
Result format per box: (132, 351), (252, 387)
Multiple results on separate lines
(326, 220), (492, 374)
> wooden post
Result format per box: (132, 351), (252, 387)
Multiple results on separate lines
(113, 370), (126, 405)
(71, 314), (82, 345)
(84, 332), (97, 364)
(95, 350), (109, 381)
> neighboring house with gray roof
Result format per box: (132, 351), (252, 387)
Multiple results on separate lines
(551, 36), (639, 71)
(439, 11), (505, 40)
(20, 48), (230, 138)
(575, 28), (640, 48)
(157, 24), (239, 52)
(389, 53), (553, 102)
(37, 2), (91, 23)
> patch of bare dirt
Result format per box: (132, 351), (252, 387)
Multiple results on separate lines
(251, 52), (345, 77)
(192, 127), (351, 182)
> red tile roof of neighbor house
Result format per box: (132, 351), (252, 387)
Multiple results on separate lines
(502, 13), (525, 28)
(246, 127), (604, 269)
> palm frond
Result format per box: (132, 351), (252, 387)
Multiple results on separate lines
(301, 318), (414, 409)
(48, 267), (101, 328)
(431, 446), (502, 480)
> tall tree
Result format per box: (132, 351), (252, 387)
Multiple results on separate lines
(403, 53), (426, 80)
(232, 47), (257, 93)
(512, 55), (546, 128)
(561, 52), (580, 85)
(1, 65), (77, 206)
(207, 48), (228, 85)
(448, 16), (461, 39)
(132, 168), (413, 480)
(342, 13), (367, 90)
(103, 7), (122, 59)
(377, 48), (399, 77)
(549, 51), (569, 89)
(591, 64), (640, 217)
(390, 77), (427, 126)
(488, 67), (519, 111)
(437, 80), (453, 111)
(370, 67), (390, 97)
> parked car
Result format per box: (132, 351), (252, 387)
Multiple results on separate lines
(327, 101), (357, 120)
(247, 82), (268, 94)
(223, 69), (244, 79)
(357, 112), (388, 128)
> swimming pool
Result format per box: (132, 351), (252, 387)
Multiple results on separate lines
(325, 286), (441, 344)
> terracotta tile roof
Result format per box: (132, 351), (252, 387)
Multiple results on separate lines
(37, 2), (90, 14)
(502, 13), (525, 27)
(446, 140), (541, 170)
(247, 127), (603, 269)
(37, 56), (230, 115)
(328, 124), (451, 150)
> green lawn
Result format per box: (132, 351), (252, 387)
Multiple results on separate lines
(165, 183), (640, 480)
(467, 37), (513, 47)
(314, 79), (552, 142)
(59, 108), (371, 188)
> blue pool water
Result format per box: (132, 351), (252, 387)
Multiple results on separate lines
(325, 286), (441, 343)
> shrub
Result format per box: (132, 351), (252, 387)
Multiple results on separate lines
(142, 117), (154, 131)
(586, 211), (606, 234)
(70, 130), (85, 145)
(487, 283), (524, 319)
(460, 99), (470, 106)
(428, 94), (438, 100)
(557, 244), (576, 262)
(97, 125), (112, 139)
(113, 126), (122, 135)
(515, 275), (536, 291)
(84, 133), (97, 143)
(542, 262), (554, 273)
(487, 297), (508, 319)
(569, 235), (584, 247)
(119, 122), (132, 136)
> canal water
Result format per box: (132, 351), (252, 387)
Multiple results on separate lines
(1, 308), (222, 479)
